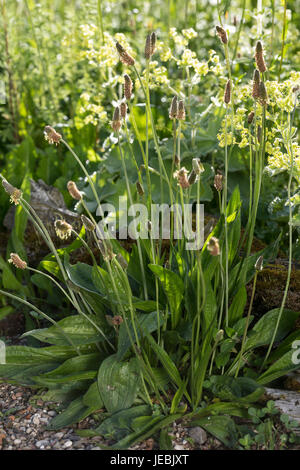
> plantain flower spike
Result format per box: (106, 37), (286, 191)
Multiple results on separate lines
(2, 179), (22, 205)
(112, 106), (122, 133)
(8, 253), (27, 270)
(124, 74), (133, 100)
(216, 25), (228, 44)
(67, 181), (82, 201)
(258, 81), (268, 107)
(120, 101), (127, 120)
(116, 41), (135, 66)
(214, 174), (223, 192)
(54, 219), (72, 240)
(169, 96), (178, 119)
(252, 69), (260, 100)
(255, 41), (267, 74)
(224, 79), (231, 104)
(81, 214), (95, 232)
(44, 125), (62, 145)
(177, 100), (186, 120)
(207, 236), (220, 256)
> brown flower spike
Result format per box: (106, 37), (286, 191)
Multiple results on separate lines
(258, 81), (268, 106)
(169, 96), (178, 119)
(255, 41), (267, 74)
(120, 102), (127, 119)
(224, 79), (231, 104)
(124, 74), (133, 100)
(214, 174), (223, 192)
(252, 69), (260, 100)
(116, 41), (135, 66)
(2, 179), (22, 205)
(150, 32), (157, 56)
(248, 111), (255, 124)
(67, 181), (82, 201)
(174, 167), (189, 189)
(216, 26), (228, 44)
(81, 215), (95, 232)
(8, 253), (27, 270)
(44, 126), (62, 145)
(112, 106), (122, 133)
(177, 100), (186, 120)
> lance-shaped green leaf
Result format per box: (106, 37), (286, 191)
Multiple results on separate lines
(98, 355), (141, 413)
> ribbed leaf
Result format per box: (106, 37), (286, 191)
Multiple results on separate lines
(98, 355), (141, 413)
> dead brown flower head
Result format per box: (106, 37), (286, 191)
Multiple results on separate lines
(8, 253), (27, 270)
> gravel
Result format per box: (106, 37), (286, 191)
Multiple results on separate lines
(0, 383), (104, 450)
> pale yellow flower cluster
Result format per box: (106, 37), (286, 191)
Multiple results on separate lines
(77, 93), (107, 127)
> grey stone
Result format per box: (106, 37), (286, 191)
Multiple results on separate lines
(188, 426), (207, 445)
